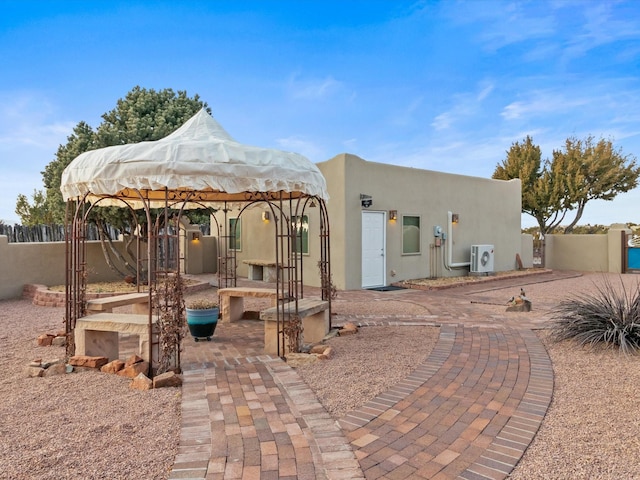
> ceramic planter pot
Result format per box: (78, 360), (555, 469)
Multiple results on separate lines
(186, 307), (219, 341)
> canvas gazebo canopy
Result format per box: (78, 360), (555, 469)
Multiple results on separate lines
(60, 108), (331, 372)
(61, 108), (329, 206)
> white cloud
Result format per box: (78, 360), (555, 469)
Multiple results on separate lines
(430, 82), (493, 131)
(0, 91), (75, 223)
(477, 83), (494, 102)
(275, 135), (326, 162)
(445, 1), (555, 52)
(431, 111), (453, 131)
(286, 73), (343, 100)
(0, 91), (74, 150)
(500, 90), (587, 121)
(562, 3), (640, 61)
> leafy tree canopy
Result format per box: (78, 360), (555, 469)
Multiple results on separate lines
(33, 86), (209, 225)
(16, 86), (210, 277)
(493, 135), (639, 235)
(15, 189), (55, 226)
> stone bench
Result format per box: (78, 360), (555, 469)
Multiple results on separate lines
(260, 298), (330, 355)
(218, 287), (279, 322)
(86, 292), (151, 314)
(242, 259), (278, 282)
(75, 313), (156, 363)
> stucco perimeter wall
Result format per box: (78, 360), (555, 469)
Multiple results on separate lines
(520, 234), (534, 268)
(318, 154), (524, 290)
(545, 228), (629, 273)
(0, 236), (122, 300)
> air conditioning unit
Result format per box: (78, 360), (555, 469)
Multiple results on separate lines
(470, 245), (494, 273)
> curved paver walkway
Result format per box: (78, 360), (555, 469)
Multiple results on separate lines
(170, 273), (558, 480)
(339, 325), (552, 479)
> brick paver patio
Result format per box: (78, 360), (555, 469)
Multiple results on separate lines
(169, 272), (563, 480)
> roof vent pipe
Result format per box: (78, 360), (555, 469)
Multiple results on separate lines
(445, 210), (471, 270)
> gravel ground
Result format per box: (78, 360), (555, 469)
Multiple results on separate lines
(296, 325), (439, 418)
(0, 299), (180, 480)
(3, 272), (640, 479)
(510, 332), (640, 479)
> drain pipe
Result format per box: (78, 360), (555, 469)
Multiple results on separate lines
(445, 210), (470, 270)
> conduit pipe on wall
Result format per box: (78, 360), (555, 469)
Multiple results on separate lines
(445, 210), (471, 270)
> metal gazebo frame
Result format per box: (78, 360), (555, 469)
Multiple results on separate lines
(64, 189), (331, 376)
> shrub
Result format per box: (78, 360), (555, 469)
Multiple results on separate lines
(186, 298), (218, 310)
(550, 276), (640, 354)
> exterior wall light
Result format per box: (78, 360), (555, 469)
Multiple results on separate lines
(191, 231), (201, 241)
(451, 213), (459, 224)
(262, 211), (270, 223)
(389, 210), (398, 222)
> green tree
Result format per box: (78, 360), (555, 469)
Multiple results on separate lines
(554, 136), (639, 233)
(42, 121), (96, 223)
(493, 135), (639, 235)
(21, 86), (209, 276)
(15, 189), (55, 225)
(40, 86), (208, 222)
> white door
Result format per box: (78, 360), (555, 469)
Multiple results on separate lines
(362, 211), (386, 288)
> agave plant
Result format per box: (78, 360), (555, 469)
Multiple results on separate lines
(550, 276), (640, 354)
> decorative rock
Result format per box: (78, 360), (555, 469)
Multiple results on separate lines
(101, 359), (125, 374)
(51, 336), (66, 347)
(285, 352), (318, 367)
(506, 301), (532, 312)
(153, 371), (183, 389)
(125, 355), (144, 367)
(130, 373), (153, 390)
(117, 361), (150, 378)
(37, 334), (55, 346)
(338, 322), (358, 335)
(309, 344), (328, 354)
(24, 366), (44, 378)
(43, 363), (67, 377)
(69, 355), (109, 369)
(317, 346), (333, 360)
(41, 359), (63, 369)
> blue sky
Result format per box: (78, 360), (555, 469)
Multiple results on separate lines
(1, 0), (639, 228)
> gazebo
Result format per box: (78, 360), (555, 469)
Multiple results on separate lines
(60, 109), (331, 375)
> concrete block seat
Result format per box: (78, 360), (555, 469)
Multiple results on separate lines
(242, 259), (279, 282)
(74, 313), (156, 363)
(86, 292), (151, 314)
(218, 287), (279, 322)
(260, 298), (330, 355)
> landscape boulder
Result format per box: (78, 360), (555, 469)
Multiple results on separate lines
(101, 359), (125, 374)
(117, 361), (149, 378)
(338, 322), (359, 336)
(130, 373), (153, 391)
(153, 371), (182, 389)
(43, 363), (67, 377)
(24, 366), (44, 378)
(69, 355), (109, 369)
(37, 334), (55, 346)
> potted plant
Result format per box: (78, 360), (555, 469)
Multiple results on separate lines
(185, 299), (219, 342)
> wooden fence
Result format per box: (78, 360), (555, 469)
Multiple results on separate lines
(0, 224), (120, 243)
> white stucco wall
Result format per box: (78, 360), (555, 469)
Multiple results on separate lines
(318, 154), (524, 290)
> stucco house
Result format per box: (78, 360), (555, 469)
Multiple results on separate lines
(218, 152), (523, 291)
